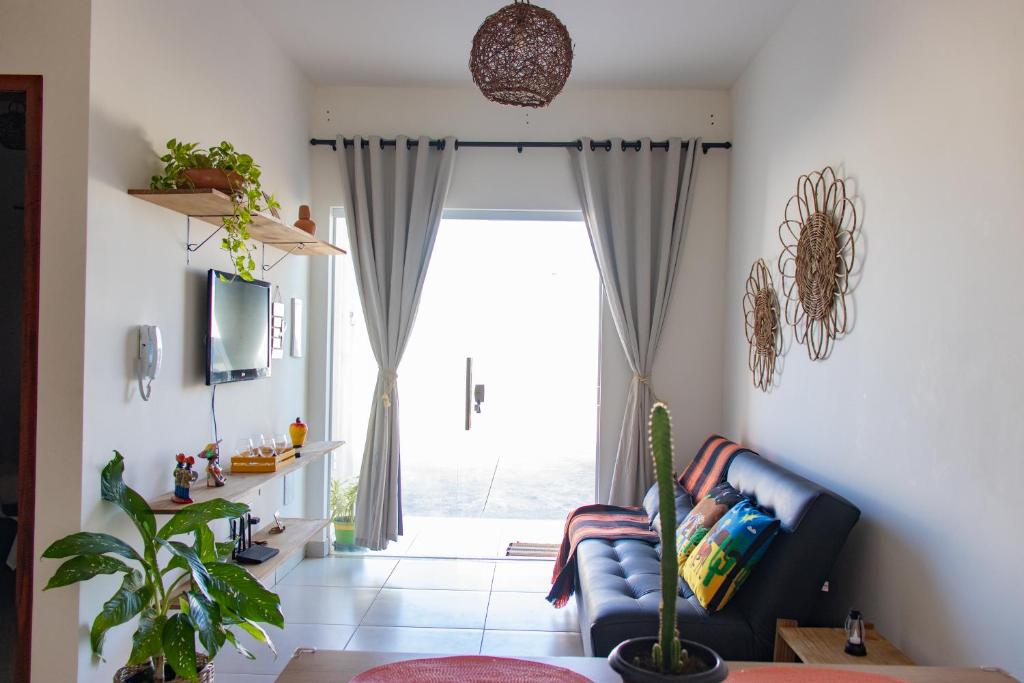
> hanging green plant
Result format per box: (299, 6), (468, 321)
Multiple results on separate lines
(150, 139), (280, 281)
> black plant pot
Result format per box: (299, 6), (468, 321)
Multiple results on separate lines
(608, 637), (728, 683)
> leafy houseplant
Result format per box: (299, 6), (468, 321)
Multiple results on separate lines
(42, 453), (284, 682)
(150, 139), (280, 282)
(329, 477), (358, 550)
(607, 403), (728, 683)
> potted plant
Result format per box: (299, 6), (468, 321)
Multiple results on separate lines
(41, 452), (284, 682)
(330, 477), (358, 550)
(607, 403), (728, 683)
(150, 139), (280, 282)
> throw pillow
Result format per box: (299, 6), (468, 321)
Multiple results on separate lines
(675, 482), (745, 566)
(681, 499), (780, 612)
(678, 435), (758, 502)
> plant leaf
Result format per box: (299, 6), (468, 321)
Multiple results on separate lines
(101, 452), (156, 541)
(128, 609), (166, 665)
(157, 539), (213, 600)
(90, 571), (151, 656)
(44, 555), (131, 590)
(157, 499), (249, 540)
(223, 628), (255, 660)
(206, 562), (283, 628)
(42, 531), (143, 563)
(186, 590), (222, 658)
(163, 613), (199, 683)
(235, 618), (276, 658)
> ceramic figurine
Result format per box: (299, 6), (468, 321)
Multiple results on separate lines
(289, 417), (308, 449)
(294, 205), (316, 235)
(172, 453), (199, 504)
(198, 440), (226, 488)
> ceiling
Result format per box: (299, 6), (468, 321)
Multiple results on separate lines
(245, 0), (796, 90)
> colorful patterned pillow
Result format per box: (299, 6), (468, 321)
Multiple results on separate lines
(681, 499), (780, 612)
(678, 435), (758, 502)
(675, 482), (745, 566)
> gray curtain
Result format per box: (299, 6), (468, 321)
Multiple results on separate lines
(336, 134), (456, 550)
(571, 137), (700, 505)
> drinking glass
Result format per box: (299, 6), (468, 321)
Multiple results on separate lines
(272, 433), (290, 455)
(234, 437), (254, 458)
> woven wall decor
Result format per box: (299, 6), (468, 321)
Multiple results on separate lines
(469, 1), (573, 108)
(743, 258), (782, 391)
(777, 166), (858, 360)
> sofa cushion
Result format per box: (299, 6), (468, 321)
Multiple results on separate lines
(643, 479), (692, 536)
(680, 435), (758, 502)
(676, 482), (745, 565)
(575, 537), (757, 659)
(682, 499), (781, 612)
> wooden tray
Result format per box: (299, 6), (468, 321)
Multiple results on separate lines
(230, 447), (296, 473)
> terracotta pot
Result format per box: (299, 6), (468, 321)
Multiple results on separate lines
(608, 637), (728, 683)
(180, 168), (244, 193)
(113, 653), (213, 682)
(294, 204), (317, 236)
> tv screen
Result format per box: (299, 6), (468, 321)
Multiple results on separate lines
(206, 270), (271, 385)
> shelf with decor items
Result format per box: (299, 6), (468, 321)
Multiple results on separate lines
(147, 440), (344, 513)
(127, 188), (347, 259)
(154, 440), (344, 589)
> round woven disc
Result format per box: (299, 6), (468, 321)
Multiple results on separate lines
(350, 656), (592, 683)
(728, 667), (906, 683)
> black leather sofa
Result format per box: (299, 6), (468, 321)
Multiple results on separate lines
(575, 451), (860, 660)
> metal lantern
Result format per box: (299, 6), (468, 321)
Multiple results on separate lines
(844, 609), (868, 656)
(469, 1), (574, 108)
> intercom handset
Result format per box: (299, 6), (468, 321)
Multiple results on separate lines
(137, 325), (162, 401)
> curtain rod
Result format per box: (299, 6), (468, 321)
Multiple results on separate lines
(309, 137), (732, 155)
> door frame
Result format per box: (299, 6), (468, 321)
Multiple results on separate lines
(0, 74), (42, 683)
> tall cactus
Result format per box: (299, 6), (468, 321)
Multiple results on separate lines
(649, 402), (689, 674)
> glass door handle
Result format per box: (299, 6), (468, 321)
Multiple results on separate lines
(465, 357), (473, 431)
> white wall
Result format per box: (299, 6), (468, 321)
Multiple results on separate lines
(308, 86), (731, 498)
(76, 1), (316, 680)
(725, 0), (1023, 677)
(0, 1), (92, 681)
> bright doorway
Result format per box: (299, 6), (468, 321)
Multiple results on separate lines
(329, 212), (600, 558)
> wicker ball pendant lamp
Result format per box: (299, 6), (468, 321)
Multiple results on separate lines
(470, 1), (574, 108)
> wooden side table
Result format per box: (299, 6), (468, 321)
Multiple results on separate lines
(774, 618), (915, 666)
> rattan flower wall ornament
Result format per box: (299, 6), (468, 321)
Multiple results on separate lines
(778, 166), (857, 360)
(743, 258), (782, 391)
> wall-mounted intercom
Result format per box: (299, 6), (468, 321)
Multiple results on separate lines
(137, 324), (162, 401)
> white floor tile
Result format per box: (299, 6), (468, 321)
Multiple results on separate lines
(362, 588), (490, 628)
(485, 591), (579, 632)
(480, 630), (584, 657)
(214, 675), (279, 683)
(385, 559), (495, 591)
(277, 584), (378, 625)
(213, 622), (355, 675)
(279, 557), (398, 588)
(346, 626), (483, 654)
(491, 560), (554, 593)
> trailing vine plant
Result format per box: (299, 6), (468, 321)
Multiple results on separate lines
(151, 139), (280, 281)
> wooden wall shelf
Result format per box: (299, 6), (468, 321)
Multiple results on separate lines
(147, 440), (344, 513)
(128, 188), (346, 257)
(247, 517), (331, 583)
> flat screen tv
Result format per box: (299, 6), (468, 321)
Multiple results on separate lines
(206, 269), (271, 385)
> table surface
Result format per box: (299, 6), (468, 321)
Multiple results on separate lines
(275, 650), (1018, 683)
(778, 626), (915, 666)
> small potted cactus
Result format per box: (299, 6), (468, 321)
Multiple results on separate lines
(607, 402), (728, 682)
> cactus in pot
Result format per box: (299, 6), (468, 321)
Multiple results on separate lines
(607, 402), (727, 682)
(649, 401), (687, 673)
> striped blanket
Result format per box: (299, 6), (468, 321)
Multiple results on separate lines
(545, 504), (657, 608)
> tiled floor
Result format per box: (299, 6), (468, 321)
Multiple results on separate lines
(336, 515), (565, 559)
(214, 555), (581, 682)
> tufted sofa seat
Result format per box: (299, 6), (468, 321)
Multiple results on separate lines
(575, 451), (860, 660)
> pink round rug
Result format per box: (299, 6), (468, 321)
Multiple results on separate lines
(349, 656), (592, 683)
(728, 667), (908, 682)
